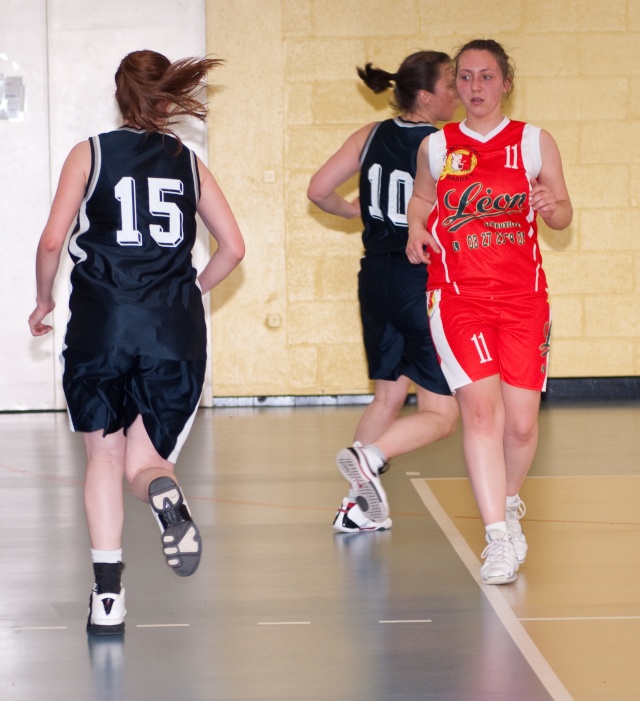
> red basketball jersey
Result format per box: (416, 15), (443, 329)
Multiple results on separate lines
(426, 119), (545, 296)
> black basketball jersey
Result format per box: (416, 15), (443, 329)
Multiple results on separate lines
(64, 128), (206, 360)
(359, 118), (438, 255)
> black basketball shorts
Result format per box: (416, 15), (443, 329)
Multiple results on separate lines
(358, 253), (450, 395)
(61, 348), (206, 462)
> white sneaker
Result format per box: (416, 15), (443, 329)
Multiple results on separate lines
(333, 498), (393, 533)
(336, 444), (389, 523)
(480, 530), (519, 585)
(506, 497), (528, 563)
(87, 586), (126, 635)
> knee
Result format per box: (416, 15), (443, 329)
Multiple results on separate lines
(416, 395), (459, 437)
(461, 401), (503, 435)
(382, 395), (408, 414)
(372, 388), (408, 414)
(442, 404), (459, 437)
(435, 399), (459, 437)
(505, 417), (538, 445)
(126, 465), (176, 502)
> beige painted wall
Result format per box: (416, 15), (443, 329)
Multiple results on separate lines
(205, 0), (640, 397)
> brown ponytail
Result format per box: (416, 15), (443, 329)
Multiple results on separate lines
(357, 50), (451, 113)
(114, 50), (224, 148)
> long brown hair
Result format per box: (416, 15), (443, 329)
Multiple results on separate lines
(114, 50), (224, 147)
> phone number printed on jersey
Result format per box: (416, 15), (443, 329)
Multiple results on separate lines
(452, 229), (525, 252)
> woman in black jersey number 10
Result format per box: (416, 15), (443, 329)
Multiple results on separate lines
(308, 51), (459, 533)
(28, 50), (245, 634)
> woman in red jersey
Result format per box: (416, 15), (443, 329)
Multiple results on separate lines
(407, 39), (572, 585)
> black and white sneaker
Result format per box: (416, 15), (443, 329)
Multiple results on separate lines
(87, 563), (126, 636)
(149, 476), (202, 577)
(336, 443), (390, 523)
(333, 498), (393, 532)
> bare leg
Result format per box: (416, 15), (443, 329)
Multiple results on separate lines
(502, 382), (541, 496)
(82, 429), (127, 551)
(123, 415), (201, 577)
(374, 386), (458, 459)
(83, 429), (130, 634)
(124, 415), (177, 500)
(353, 377), (411, 445)
(455, 375), (506, 526)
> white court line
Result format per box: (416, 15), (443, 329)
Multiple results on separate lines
(136, 624), (190, 628)
(411, 478), (574, 701)
(379, 619), (432, 624)
(258, 621), (311, 626)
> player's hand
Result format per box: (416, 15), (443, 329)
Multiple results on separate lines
(529, 177), (557, 221)
(406, 227), (439, 264)
(28, 300), (55, 336)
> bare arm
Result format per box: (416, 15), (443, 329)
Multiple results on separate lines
(28, 141), (90, 336)
(195, 157), (245, 296)
(406, 135), (439, 264)
(307, 123), (376, 219)
(529, 130), (573, 230)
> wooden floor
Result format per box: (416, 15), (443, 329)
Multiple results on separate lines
(1, 400), (639, 700)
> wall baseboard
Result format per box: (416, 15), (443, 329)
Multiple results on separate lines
(211, 377), (640, 407)
(542, 377), (640, 401)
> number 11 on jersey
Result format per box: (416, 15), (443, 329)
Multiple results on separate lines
(471, 332), (493, 363)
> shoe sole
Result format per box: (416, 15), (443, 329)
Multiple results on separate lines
(336, 448), (389, 523)
(162, 520), (202, 576)
(333, 521), (393, 533)
(87, 621), (125, 636)
(481, 572), (518, 585)
(149, 477), (202, 577)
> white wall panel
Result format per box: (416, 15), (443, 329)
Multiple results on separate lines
(0, 0), (209, 409)
(0, 1), (52, 408)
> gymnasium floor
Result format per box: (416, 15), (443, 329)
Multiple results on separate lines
(1, 399), (639, 700)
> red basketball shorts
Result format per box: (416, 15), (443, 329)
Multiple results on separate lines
(427, 289), (552, 392)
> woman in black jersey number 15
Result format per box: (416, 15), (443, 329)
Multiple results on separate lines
(28, 50), (245, 634)
(308, 51), (459, 533)
(407, 39), (572, 585)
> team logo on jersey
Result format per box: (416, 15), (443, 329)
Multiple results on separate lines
(441, 182), (528, 233)
(441, 148), (478, 179)
(539, 320), (551, 358)
(427, 290), (438, 318)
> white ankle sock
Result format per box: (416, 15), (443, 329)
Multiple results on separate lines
(91, 548), (123, 564)
(506, 494), (520, 509)
(485, 522), (507, 539)
(363, 444), (386, 472)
